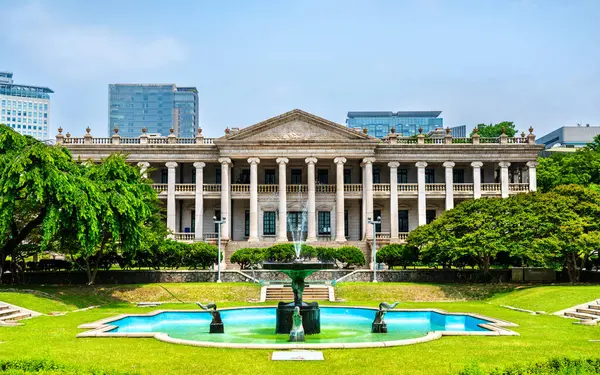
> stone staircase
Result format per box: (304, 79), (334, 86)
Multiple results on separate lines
(557, 299), (600, 325)
(262, 285), (334, 302)
(0, 302), (40, 325)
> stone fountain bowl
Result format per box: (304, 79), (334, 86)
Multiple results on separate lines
(261, 261), (336, 271)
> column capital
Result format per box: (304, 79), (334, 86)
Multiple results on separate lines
(443, 161), (455, 168)
(526, 161), (539, 168)
(498, 161), (511, 168)
(137, 162), (150, 168)
(193, 162), (206, 169)
(165, 161), (178, 169)
(218, 157), (232, 165)
(415, 161), (428, 168)
(247, 157), (260, 165)
(276, 157), (289, 165)
(387, 161), (400, 168)
(471, 161), (483, 168)
(334, 157), (347, 165)
(305, 157), (318, 165)
(362, 157), (376, 164)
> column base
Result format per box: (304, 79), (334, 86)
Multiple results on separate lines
(335, 237), (347, 243)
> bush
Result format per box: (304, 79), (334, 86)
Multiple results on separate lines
(335, 246), (365, 268)
(230, 248), (264, 269)
(264, 244), (296, 262)
(376, 244), (417, 269)
(299, 244), (316, 260)
(459, 357), (600, 375)
(0, 358), (135, 374)
(186, 242), (220, 270)
(316, 246), (337, 263)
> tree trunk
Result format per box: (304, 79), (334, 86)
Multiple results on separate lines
(87, 235), (108, 285)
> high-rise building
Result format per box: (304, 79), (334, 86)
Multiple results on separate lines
(0, 71), (53, 140)
(537, 124), (600, 157)
(346, 111), (444, 138)
(108, 84), (199, 137)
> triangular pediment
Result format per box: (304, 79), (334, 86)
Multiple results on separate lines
(220, 109), (374, 142)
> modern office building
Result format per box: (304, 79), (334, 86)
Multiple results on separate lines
(108, 84), (199, 138)
(537, 125), (600, 151)
(0, 71), (53, 140)
(60, 109), (541, 268)
(450, 125), (467, 138)
(346, 111), (448, 138)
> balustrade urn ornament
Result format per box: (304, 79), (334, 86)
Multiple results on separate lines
(390, 126), (395, 134)
(86, 126), (91, 134)
(142, 127), (147, 134)
(363, 127), (368, 134)
(113, 126), (119, 134)
(170, 128), (174, 134)
(529, 126), (534, 134)
(521, 131), (526, 138)
(66, 132), (71, 138)
(501, 127), (506, 135)
(58, 127), (63, 134)
(473, 127), (479, 134)
(198, 127), (203, 136)
(446, 127), (451, 135)
(418, 126), (423, 134)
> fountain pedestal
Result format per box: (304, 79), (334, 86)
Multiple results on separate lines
(262, 262), (334, 336)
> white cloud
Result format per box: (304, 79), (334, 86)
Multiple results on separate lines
(6, 2), (188, 79)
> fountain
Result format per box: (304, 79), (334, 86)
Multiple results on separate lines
(371, 302), (399, 333)
(197, 302), (224, 333)
(262, 188), (334, 338)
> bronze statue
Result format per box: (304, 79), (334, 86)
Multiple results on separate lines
(197, 302), (224, 333)
(372, 302), (399, 333)
(289, 306), (305, 342)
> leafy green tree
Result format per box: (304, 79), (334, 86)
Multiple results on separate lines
(186, 242), (219, 270)
(264, 244), (296, 262)
(376, 244), (417, 269)
(537, 149), (600, 192)
(470, 121), (517, 137)
(230, 248), (264, 269)
(315, 246), (337, 264)
(335, 246), (365, 268)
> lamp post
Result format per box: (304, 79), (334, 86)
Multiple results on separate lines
(368, 216), (382, 283)
(213, 216), (226, 283)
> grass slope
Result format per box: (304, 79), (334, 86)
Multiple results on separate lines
(1, 283), (599, 375)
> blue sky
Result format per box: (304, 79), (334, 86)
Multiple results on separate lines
(2, 0), (599, 138)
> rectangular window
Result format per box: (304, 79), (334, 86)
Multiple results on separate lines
(398, 168), (408, 183)
(426, 210), (436, 224)
(453, 169), (465, 183)
(344, 209), (349, 237)
(263, 211), (276, 235)
(373, 167), (381, 184)
(317, 169), (329, 184)
(398, 210), (409, 233)
(344, 168), (351, 184)
(191, 210), (195, 233)
(425, 169), (435, 183)
(373, 210), (382, 233)
(238, 169), (250, 184)
(216, 167), (222, 184)
(291, 169), (302, 184)
(264, 169), (276, 184)
(245, 210), (250, 237)
(161, 169), (168, 183)
(318, 211), (331, 235)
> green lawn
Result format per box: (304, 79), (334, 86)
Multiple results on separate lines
(1, 283), (599, 375)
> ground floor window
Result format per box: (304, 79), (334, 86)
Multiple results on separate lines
(344, 210), (349, 237)
(244, 210), (250, 237)
(426, 209), (436, 224)
(318, 211), (331, 235)
(398, 210), (408, 232)
(263, 211), (276, 235)
(191, 210), (195, 233)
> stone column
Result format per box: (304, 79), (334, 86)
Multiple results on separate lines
(276, 157), (289, 242)
(248, 157), (260, 242)
(471, 161), (483, 199)
(363, 157), (375, 239)
(193, 162), (205, 241)
(499, 161), (511, 198)
(137, 162), (150, 179)
(416, 161), (427, 226)
(218, 158), (231, 240)
(165, 162), (178, 233)
(527, 161), (538, 192)
(361, 163), (367, 240)
(443, 161), (455, 210)
(388, 162), (400, 240)
(305, 157), (318, 242)
(334, 157), (347, 242)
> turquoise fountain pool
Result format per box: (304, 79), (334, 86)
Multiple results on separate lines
(78, 306), (518, 349)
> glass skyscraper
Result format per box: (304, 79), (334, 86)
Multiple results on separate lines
(0, 71), (53, 141)
(108, 84), (199, 137)
(346, 111), (444, 138)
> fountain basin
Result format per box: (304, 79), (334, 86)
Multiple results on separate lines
(77, 306), (519, 349)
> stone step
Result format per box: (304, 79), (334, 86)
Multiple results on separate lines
(0, 304), (10, 311)
(587, 304), (600, 311)
(576, 308), (600, 316)
(0, 312), (31, 322)
(0, 308), (20, 318)
(564, 311), (599, 320)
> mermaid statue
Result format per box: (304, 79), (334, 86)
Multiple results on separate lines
(289, 306), (305, 342)
(372, 302), (399, 333)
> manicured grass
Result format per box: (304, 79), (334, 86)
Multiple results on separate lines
(487, 284), (600, 313)
(1, 283), (599, 375)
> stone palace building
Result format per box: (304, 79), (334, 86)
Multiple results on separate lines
(58, 109), (542, 265)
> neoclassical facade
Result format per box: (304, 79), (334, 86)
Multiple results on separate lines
(58, 109), (542, 262)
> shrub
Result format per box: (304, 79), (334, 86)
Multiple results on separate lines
(230, 248), (264, 269)
(376, 244), (417, 269)
(335, 246), (365, 268)
(264, 244), (296, 262)
(0, 358), (136, 374)
(458, 357), (600, 375)
(316, 246), (337, 263)
(300, 244), (316, 260)
(186, 242), (219, 270)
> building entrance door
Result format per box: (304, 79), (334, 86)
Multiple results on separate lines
(287, 211), (308, 241)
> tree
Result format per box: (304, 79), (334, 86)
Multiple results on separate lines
(0, 125), (99, 282)
(335, 246), (365, 268)
(376, 244), (417, 269)
(470, 121), (517, 138)
(230, 248), (264, 269)
(186, 242), (219, 270)
(537, 149), (600, 192)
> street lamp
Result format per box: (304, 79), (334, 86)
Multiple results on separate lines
(213, 216), (226, 283)
(368, 216), (382, 283)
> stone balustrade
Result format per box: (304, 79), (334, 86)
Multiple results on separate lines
(203, 184), (222, 192)
(481, 183), (501, 192)
(174, 232), (195, 241)
(287, 185), (308, 193)
(231, 184), (250, 193)
(152, 184), (167, 193)
(373, 183), (390, 192)
(425, 183), (446, 192)
(174, 184), (195, 192)
(316, 184), (336, 193)
(398, 183), (418, 192)
(453, 183), (474, 192)
(509, 183), (530, 192)
(258, 184), (278, 193)
(398, 232), (409, 242)
(344, 184), (362, 192)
